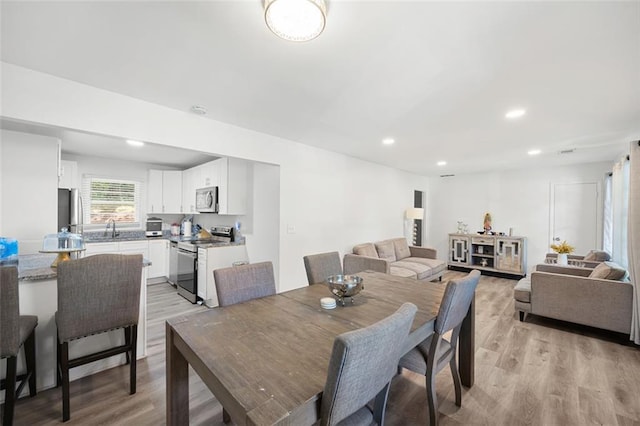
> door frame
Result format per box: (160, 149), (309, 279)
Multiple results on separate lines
(548, 181), (602, 253)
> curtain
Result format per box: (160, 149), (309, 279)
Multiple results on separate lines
(611, 157), (630, 269)
(603, 174), (613, 255)
(629, 141), (640, 345)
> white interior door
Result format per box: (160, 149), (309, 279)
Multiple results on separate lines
(550, 182), (599, 255)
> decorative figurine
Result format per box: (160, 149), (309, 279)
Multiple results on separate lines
(483, 212), (492, 232)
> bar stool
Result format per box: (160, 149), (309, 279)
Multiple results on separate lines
(56, 254), (142, 422)
(0, 265), (38, 426)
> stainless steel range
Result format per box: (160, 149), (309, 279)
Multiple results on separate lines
(176, 226), (235, 304)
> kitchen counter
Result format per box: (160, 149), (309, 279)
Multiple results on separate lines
(16, 253), (151, 281)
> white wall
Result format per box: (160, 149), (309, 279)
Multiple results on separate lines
(427, 161), (612, 274)
(2, 63), (427, 291)
(1, 130), (59, 254)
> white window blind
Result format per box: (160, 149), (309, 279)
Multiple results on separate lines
(82, 176), (141, 228)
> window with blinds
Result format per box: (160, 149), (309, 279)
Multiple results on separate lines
(82, 176), (141, 227)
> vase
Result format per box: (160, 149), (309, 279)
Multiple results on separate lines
(557, 253), (568, 265)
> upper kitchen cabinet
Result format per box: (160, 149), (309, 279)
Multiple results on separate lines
(182, 161), (220, 214)
(148, 169), (182, 214)
(216, 157), (248, 215)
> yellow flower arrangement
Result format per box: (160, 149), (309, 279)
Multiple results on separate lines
(550, 240), (575, 254)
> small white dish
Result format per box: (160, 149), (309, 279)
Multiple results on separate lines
(320, 297), (337, 309)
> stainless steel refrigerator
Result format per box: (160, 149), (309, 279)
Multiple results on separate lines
(58, 188), (83, 234)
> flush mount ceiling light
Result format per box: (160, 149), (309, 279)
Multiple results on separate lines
(437, 161), (447, 166)
(528, 149), (541, 156)
(382, 138), (395, 145)
(505, 109), (526, 119)
(264, 0), (327, 42)
(126, 140), (144, 147)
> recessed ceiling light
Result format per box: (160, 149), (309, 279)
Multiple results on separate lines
(126, 140), (144, 147)
(382, 138), (395, 145)
(528, 149), (541, 156)
(437, 161), (447, 166)
(505, 109), (526, 119)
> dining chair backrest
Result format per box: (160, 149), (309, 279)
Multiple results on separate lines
(303, 251), (342, 285)
(434, 270), (481, 336)
(56, 254), (143, 342)
(214, 261), (276, 307)
(0, 266), (20, 357)
(320, 302), (417, 426)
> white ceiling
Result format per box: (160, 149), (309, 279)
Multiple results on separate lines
(1, 1), (639, 176)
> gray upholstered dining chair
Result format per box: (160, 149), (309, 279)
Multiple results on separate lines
(214, 260), (277, 423)
(56, 254), (142, 422)
(1, 265), (38, 426)
(303, 251), (343, 285)
(214, 261), (276, 307)
(398, 270), (480, 426)
(320, 302), (418, 426)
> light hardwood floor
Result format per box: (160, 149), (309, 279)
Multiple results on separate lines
(8, 272), (640, 425)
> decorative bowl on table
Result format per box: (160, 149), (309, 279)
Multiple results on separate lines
(326, 274), (364, 306)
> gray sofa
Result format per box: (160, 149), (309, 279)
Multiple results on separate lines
(343, 237), (446, 282)
(544, 249), (611, 268)
(514, 262), (633, 334)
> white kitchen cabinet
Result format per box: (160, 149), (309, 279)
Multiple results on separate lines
(148, 239), (169, 279)
(199, 161), (219, 188)
(147, 169), (182, 214)
(58, 160), (78, 189)
(162, 171), (182, 213)
(83, 242), (119, 256)
(198, 244), (249, 307)
(215, 157), (248, 215)
(181, 167), (197, 214)
(147, 169), (163, 214)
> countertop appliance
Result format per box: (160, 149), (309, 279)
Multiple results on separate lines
(196, 186), (218, 213)
(58, 188), (83, 234)
(146, 217), (163, 237)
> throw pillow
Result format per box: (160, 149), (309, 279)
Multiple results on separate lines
(375, 240), (397, 262)
(391, 238), (411, 260)
(589, 261), (627, 281)
(583, 250), (611, 262)
(353, 243), (378, 258)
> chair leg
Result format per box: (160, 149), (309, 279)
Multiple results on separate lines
(449, 356), (462, 407)
(56, 331), (62, 387)
(372, 382), (391, 425)
(24, 329), (37, 397)
(426, 366), (438, 426)
(3, 356), (17, 426)
(223, 408), (231, 423)
(60, 341), (71, 422)
(129, 325), (137, 395)
(519, 311), (525, 322)
(124, 327), (131, 365)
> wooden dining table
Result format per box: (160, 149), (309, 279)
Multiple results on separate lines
(166, 270), (475, 425)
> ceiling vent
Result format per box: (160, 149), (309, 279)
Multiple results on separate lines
(559, 149), (575, 154)
(440, 174), (455, 178)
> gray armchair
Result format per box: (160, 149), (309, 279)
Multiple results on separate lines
(1, 265), (38, 426)
(56, 254), (143, 422)
(398, 270), (480, 426)
(320, 302), (417, 426)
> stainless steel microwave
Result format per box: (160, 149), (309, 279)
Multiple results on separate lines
(196, 186), (218, 213)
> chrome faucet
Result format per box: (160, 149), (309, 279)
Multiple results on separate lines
(104, 218), (118, 238)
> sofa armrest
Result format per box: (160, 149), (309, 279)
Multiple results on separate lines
(343, 254), (390, 275)
(409, 246), (437, 259)
(530, 271), (633, 334)
(534, 264), (593, 277)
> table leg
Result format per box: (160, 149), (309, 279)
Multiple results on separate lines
(458, 296), (475, 387)
(166, 322), (189, 425)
